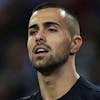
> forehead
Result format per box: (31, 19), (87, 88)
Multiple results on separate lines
(29, 8), (66, 27)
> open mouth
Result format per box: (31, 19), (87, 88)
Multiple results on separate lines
(35, 48), (48, 54)
(33, 45), (49, 57)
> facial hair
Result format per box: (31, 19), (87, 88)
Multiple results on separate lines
(31, 42), (71, 75)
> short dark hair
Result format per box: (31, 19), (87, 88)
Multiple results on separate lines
(31, 2), (80, 36)
(32, 2), (66, 14)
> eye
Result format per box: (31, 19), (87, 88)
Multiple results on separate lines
(28, 30), (38, 36)
(48, 27), (58, 33)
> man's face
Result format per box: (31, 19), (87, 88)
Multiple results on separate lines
(27, 8), (72, 73)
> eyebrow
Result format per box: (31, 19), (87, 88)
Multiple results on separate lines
(44, 22), (60, 27)
(28, 21), (61, 29)
(28, 24), (38, 30)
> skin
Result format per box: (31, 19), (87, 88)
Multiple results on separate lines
(27, 8), (82, 100)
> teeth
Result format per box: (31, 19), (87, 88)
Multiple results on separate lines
(37, 48), (45, 53)
(35, 47), (48, 54)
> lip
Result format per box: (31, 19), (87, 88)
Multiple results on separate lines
(34, 52), (48, 57)
(33, 45), (49, 57)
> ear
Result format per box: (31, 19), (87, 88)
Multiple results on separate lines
(70, 35), (82, 54)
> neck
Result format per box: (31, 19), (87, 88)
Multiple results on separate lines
(37, 56), (79, 100)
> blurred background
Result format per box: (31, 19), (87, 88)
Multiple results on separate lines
(0, 0), (100, 100)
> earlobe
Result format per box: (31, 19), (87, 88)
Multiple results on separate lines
(70, 35), (82, 54)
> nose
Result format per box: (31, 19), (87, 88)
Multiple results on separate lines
(35, 30), (46, 43)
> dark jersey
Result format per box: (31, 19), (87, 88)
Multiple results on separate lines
(18, 77), (100, 100)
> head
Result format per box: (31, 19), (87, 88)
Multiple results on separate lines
(27, 3), (82, 74)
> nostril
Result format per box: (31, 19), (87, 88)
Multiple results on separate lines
(36, 39), (43, 45)
(36, 38), (44, 42)
(35, 33), (47, 43)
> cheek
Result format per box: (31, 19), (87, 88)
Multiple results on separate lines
(48, 36), (71, 55)
(27, 37), (34, 54)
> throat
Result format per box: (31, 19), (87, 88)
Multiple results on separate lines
(38, 72), (59, 100)
(37, 69), (79, 100)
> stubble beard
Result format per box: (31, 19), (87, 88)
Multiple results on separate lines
(31, 47), (70, 75)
